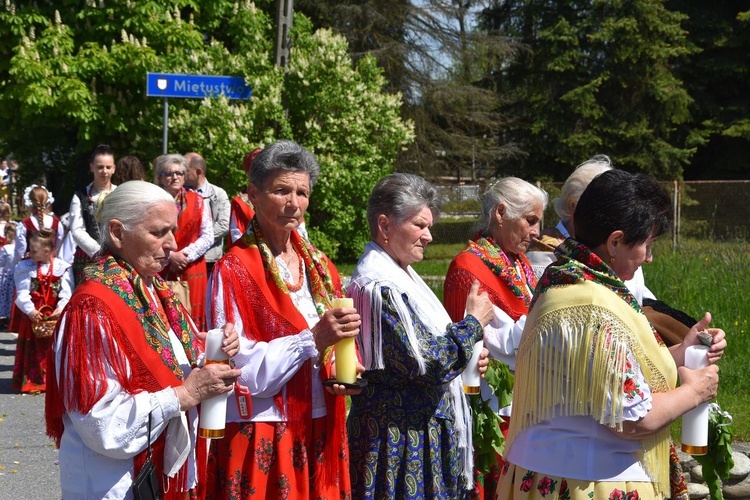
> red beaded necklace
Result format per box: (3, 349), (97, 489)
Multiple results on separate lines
(282, 251), (305, 293)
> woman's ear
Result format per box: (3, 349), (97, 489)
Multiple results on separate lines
(108, 220), (125, 250)
(606, 230), (625, 258)
(247, 183), (259, 204)
(376, 214), (389, 240)
(495, 203), (506, 224)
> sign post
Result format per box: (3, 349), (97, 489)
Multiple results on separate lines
(146, 73), (252, 154)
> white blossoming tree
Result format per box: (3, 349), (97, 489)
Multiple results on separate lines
(0, 1), (413, 260)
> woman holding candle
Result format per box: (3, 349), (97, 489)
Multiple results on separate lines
(205, 140), (361, 499)
(497, 170), (726, 500)
(45, 181), (241, 499)
(154, 153), (213, 330)
(347, 172), (494, 499)
(443, 176), (547, 498)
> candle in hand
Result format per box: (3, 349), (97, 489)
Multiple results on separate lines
(461, 340), (483, 394)
(681, 344), (710, 455)
(333, 298), (357, 384)
(199, 329), (230, 439)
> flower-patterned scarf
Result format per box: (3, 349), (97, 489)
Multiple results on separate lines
(84, 253), (200, 375)
(467, 232), (537, 308)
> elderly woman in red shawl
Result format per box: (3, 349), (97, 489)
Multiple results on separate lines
(45, 181), (241, 499)
(154, 154), (213, 330)
(444, 176), (548, 498)
(205, 140), (361, 499)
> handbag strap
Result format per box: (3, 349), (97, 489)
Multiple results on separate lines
(145, 411), (153, 460)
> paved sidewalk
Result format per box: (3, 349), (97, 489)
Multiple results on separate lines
(0, 330), (61, 499)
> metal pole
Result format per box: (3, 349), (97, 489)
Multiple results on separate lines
(162, 97), (169, 154)
(274, 0), (294, 67)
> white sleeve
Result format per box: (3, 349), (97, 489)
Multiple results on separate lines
(55, 265), (74, 309)
(13, 223), (27, 267)
(54, 314), (182, 460)
(14, 264), (34, 314)
(229, 213), (242, 243)
(69, 193), (101, 257)
(483, 304), (526, 370)
(208, 271), (319, 398)
(182, 202), (214, 262)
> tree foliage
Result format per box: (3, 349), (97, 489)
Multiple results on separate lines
(294, 0), (520, 181)
(479, 0), (696, 180)
(667, 0), (750, 179)
(0, 0), (413, 260)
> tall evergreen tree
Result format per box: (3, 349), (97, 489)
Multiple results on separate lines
(480, 0), (696, 179)
(668, 1), (750, 179)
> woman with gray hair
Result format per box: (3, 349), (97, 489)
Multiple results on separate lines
(526, 154), (613, 278)
(205, 140), (360, 499)
(443, 176), (547, 497)
(154, 153), (213, 330)
(347, 172), (494, 499)
(46, 180), (241, 498)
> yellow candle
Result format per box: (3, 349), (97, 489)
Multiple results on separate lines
(333, 298), (357, 384)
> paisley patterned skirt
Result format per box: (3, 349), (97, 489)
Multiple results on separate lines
(348, 407), (469, 500)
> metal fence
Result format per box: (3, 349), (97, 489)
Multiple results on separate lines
(436, 180), (750, 247)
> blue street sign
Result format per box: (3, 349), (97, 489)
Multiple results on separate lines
(146, 72), (252, 100)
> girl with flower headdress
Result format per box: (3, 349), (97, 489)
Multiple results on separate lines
(12, 229), (73, 393)
(13, 185), (64, 267)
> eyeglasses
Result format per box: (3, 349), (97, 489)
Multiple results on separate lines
(161, 171), (185, 177)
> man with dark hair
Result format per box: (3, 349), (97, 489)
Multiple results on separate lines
(183, 152), (230, 273)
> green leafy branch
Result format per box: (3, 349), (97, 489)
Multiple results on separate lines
(469, 359), (514, 476)
(693, 403), (734, 500)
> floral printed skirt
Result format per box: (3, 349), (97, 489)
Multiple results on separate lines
(496, 463), (661, 500)
(204, 418), (351, 500)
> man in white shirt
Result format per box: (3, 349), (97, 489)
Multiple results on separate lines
(184, 152), (230, 273)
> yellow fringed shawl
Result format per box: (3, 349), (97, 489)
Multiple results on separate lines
(506, 280), (677, 498)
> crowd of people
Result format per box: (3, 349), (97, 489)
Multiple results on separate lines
(0, 141), (727, 499)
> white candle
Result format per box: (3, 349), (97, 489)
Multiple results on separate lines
(333, 298), (357, 384)
(199, 329), (230, 439)
(461, 340), (483, 394)
(681, 344), (710, 454)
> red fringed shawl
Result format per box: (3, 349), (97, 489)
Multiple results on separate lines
(444, 236), (537, 323)
(209, 223), (348, 483)
(46, 256), (203, 499)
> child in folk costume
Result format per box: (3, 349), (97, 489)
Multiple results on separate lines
(9, 185), (64, 333)
(0, 222), (17, 326)
(13, 185), (64, 266)
(11, 229), (73, 393)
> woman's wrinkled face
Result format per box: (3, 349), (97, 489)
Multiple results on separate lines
(90, 154), (116, 187)
(493, 201), (543, 255)
(249, 170), (310, 234)
(113, 201), (178, 278)
(611, 235), (655, 282)
(159, 163), (186, 195)
(384, 206), (434, 270)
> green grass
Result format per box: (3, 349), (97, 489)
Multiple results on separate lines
(338, 237), (750, 440)
(645, 238), (750, 440)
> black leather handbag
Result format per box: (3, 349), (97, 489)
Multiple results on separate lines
(133, 412), (161, 500)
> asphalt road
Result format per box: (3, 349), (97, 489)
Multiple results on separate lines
(0, 330), (61, 500)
